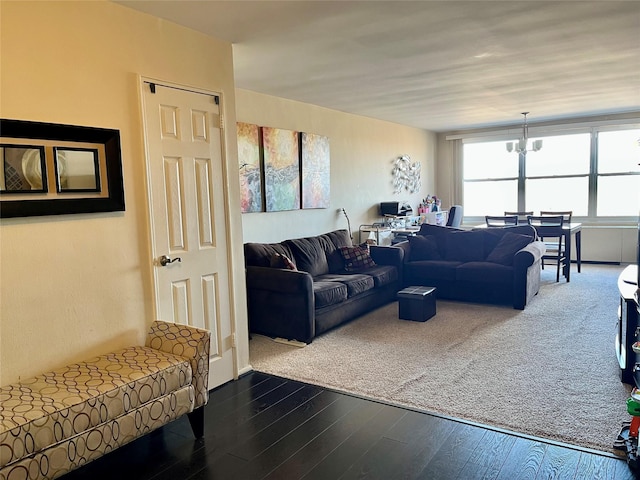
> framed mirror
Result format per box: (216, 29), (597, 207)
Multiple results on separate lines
(54, 147), (100, 193)
(0, 119), (124, 218)
(1, 145), (47, 193)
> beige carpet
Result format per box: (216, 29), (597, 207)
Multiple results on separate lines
(250, 264), (634, 453)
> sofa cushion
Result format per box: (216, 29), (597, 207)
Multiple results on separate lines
(361, 265), (398, 287)
(486, 232), (533, 266)
(315, 273), (375, 297)
(473, 225), (537, 258)
(417, 224), (464, 257)
(269, 252), (297, 270)
(0, 346), (192, 469)
(408, 235), (440, 261)
(339, 245), (376, 271)
(313, 281), (348, 307)
(404, 260), (462, 281)
(285, 236), (331, 276)
(244, 242), (296, 268)
(456, 261), (513, 283)
(322, 229), (354, 272)
(445, 230), (485, 262)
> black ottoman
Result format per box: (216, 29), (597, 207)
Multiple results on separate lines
(397, 286), (436, 322)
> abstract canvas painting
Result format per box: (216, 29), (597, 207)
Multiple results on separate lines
(262, 127), (300, 212)
(236, 122), (263, 213)
(301, 133), (330, 209)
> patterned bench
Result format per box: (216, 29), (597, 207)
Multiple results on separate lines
(0, 321), (210, 480)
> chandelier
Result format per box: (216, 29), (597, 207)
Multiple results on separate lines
(506, 112), (542, 154)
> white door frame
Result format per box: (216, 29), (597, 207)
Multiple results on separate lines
(139, 76), (248, 382)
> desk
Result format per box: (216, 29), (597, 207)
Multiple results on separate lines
(391, 227), (420, 236)
(477, 223), (582, 281)
(359, 225), (392, 245)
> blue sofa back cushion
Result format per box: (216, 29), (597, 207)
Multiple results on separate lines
(322, 229), (354, 272)
(408, 235), (441, 261)
(269, 253), (297, 270)
(244, 242), (296, 268)
(486, 232), (533, 266)
(445, 230), (485, 262)
(475, 225), (537, 257)
(285, 235), (332, 276)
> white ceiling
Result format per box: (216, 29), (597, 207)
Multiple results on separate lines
(116, 1), (640, 132)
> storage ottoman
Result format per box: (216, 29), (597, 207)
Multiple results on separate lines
(398, 286), (436, 321)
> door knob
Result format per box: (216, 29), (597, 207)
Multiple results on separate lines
(159, 255), (182, 266)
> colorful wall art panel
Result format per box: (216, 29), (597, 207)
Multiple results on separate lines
(301, 133), (330, 209)
(236, 122), (263, 213)
(262, 127), (300, 212)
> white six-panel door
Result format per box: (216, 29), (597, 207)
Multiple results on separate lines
(141, 80), (234, 389)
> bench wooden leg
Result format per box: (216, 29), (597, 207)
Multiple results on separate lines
(187, 407), (205, 438)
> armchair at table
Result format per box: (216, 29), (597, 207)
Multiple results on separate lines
(527, 215), (567, 282)
(485, 215), (518, 227)
(540, 210), (572, 223)
(505, 211), (533, 224)
(446, 205), (463, 227)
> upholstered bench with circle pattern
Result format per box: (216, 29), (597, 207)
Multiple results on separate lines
(0, 320), (210, 480)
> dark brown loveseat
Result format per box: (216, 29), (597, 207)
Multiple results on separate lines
(244, 229), (404, 343)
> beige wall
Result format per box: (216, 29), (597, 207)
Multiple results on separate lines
(236, 89), (437, 244)
(0, 1), (249, 385)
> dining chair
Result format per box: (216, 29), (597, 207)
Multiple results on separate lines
(504, 211), (533, 224)
(540, 210), (572, 223)
(485, 215), (518, 227)
(527, 215), (567, 282)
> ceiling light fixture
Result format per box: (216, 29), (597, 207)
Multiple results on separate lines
(506, 112), (542, 154)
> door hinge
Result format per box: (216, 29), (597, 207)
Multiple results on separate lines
(219, 113), (224, 130)
(231, 332), (237, 348)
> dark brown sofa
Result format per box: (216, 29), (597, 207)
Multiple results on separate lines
(243, 229), (404, 343)
(396, 224), (545, 309)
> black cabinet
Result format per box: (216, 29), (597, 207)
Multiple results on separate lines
(617, 266), (639, 384)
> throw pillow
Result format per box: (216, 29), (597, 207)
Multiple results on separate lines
(269, 253), (297, 270)
(486, 232), (533, 266)
(408, 235), (441, 261)
(339, 245), (376, 272)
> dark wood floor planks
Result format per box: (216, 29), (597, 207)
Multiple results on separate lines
(62, 372), (635, 480)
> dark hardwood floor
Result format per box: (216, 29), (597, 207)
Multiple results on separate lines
(63, 372), (634, 480)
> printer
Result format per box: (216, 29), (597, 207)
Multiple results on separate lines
(379, 201), (413, 217)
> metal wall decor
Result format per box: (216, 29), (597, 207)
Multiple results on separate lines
(392, 154), (421, 194)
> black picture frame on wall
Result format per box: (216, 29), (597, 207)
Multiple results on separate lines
(0, 119), (125, 218)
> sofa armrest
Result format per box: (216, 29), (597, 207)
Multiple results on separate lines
(513, 241), (546, 309)
(146, 320), (211, 409)
(370, 244), (404, 267)
(391, 240), (410, 263)
(245, 266), (315, 343)
(514, 241), (546, 268)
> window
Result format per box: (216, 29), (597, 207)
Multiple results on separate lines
(524, 133), (590, 215)
(597, 129), (640, 216)
(463, 140), (518, 216)
(462, 125), (639, 219)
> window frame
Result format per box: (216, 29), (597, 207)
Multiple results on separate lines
(461, 122), (640, 223)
